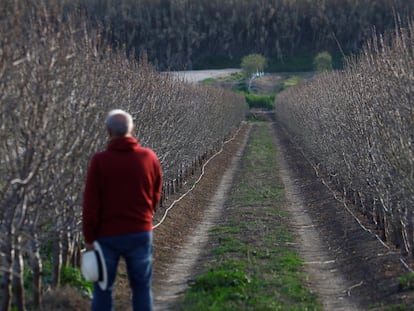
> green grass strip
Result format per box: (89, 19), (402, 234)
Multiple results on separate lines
(179, 122), (321, 310)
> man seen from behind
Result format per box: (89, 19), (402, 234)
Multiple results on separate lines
(82, 109), (162, 311)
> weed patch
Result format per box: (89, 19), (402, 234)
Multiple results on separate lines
(281, 76), (302, 89)
(398, 273), (414, 291)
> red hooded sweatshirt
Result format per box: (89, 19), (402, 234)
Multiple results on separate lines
(82, 136), (162, 244)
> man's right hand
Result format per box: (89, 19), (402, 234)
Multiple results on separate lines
(85, 242), (95, 251)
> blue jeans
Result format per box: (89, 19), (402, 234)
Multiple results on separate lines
(92, 231), (153, 311)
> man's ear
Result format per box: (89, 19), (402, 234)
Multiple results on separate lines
(107, 129), (113, 138)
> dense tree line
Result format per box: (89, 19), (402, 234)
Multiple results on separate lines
(276, 20), (414, 258)
(0, 2), (246, 310)
(68, 0), (414, 70)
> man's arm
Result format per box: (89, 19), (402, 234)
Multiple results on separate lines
(153, 158), (163, 213)
(82, 155), (100, 245)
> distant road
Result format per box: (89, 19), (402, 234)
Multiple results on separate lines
(164, 68), (241, 83)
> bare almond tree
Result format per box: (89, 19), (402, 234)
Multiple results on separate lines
(0, 1), (247, 310)
(276, 20), (414, 258)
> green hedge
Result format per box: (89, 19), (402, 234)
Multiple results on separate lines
(245, 94), (275, 110)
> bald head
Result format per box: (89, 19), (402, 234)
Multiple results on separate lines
(105, 109), (134, 137)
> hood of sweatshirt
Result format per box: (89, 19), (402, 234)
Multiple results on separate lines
(107, 136), (140, 151)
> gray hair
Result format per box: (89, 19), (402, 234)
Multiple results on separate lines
(105, 109), (134, 136)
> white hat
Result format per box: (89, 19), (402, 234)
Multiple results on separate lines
(81, 241), (108, 290)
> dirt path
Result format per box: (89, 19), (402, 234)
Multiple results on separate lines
(150, 119), (413, 310)
(154, 120), (359, 310)
(151, 120), (362, 310)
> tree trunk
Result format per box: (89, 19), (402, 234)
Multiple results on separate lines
(1, 242), (14, 311)
(61, 230), (69, 267)
(12, 238), (25, 311)
(30, 235), (42, 308)
(403, 207), (414, 258)
(72, 232), (82, 267)
(52, 233), (62, 288)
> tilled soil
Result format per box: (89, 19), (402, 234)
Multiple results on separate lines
(149, 118), (414, 310)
